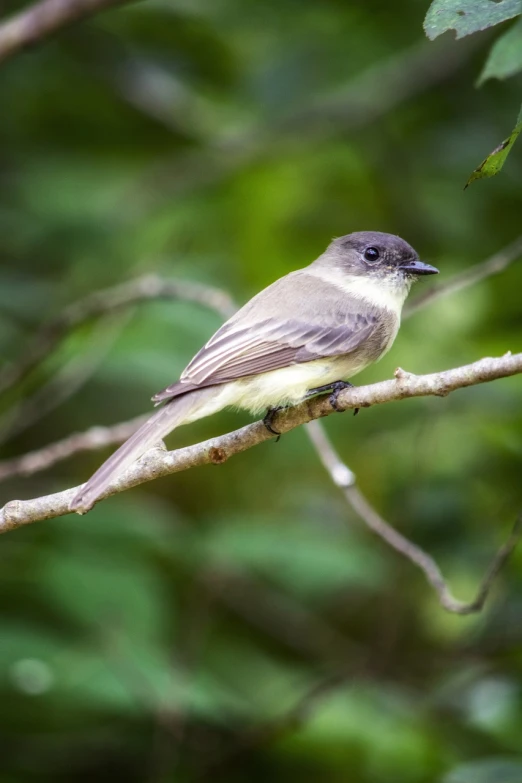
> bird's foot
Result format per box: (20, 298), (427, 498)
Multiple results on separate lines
(263, 406), (286, 440)
(306, 380), (359, 416)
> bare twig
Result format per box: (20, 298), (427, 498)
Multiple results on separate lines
(0, 275), (236, 396)
(0, 352), (521, 532)
(0, 0), (131, 65)
(0, 415), (147, 481)
(306, 419), (521, 615)
(405, 235), (522, 317)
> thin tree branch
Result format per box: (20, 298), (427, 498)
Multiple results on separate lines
(0, 0), (132, 65)
(0, 274), (236, 396)
(0, 415), (147, 481)
(0, 352), (520, 532)
(405, 234), (522, 317)
(305, 419), (521, 615)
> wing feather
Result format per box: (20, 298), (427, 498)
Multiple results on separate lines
(152, 270), (399, 403)
(153, 312), (380, 402)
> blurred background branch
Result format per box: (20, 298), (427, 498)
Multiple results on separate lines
(0, 0), (132, 64)
(0, 274), (236, 396)
(0, 412), (147, 480)
(0, 312), (138, 447)
(306, 419), (522, 615)
(404, 234), (522, 317)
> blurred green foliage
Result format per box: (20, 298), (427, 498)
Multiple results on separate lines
(0, 0), (521, 781)
(425, 0), (522, 185)
(478, 18), (522, 84)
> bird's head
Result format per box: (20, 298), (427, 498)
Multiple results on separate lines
(329, 231), (439, 286)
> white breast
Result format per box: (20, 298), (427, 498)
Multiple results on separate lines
(309, 268), (411, 312)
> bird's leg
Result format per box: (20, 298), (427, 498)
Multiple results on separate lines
(265, 380), (359, 439)
(305, 380), (359, 416)
(305, 380), (354, 399)
(263, 406), (286, 440)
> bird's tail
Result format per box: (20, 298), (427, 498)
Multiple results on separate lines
(70, 387), (217, 514)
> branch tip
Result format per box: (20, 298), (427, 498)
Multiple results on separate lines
(394, 367), (415, 380)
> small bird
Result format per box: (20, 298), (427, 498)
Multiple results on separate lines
(71, 231), (438, 512)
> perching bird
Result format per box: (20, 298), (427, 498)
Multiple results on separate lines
(71, 231), (438, 512)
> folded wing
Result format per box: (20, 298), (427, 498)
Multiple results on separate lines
(152, 311), (378, 403)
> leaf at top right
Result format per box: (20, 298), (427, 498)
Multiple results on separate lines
(424, 0), (521, 41)
(478, 17), (522, 83)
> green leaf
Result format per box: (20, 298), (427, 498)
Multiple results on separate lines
(465, 104), (522, 187)
(443, 758), (522, 783)
(424, 0), (522, 41)
(478, 18), (522, 83)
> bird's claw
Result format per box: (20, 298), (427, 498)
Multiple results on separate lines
(263, 407), (284, 440)
(306, 380), (356, 414)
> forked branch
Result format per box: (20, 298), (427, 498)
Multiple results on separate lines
(306, 420), (521, 615)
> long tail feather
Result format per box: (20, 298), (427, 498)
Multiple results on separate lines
(71, 388), (214, 513)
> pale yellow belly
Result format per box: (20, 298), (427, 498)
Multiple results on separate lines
(226, 354), (372, 415)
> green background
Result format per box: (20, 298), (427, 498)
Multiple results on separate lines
(0, 0), (521, 780)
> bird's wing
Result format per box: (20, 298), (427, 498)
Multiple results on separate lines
(152, 311), (379, 402)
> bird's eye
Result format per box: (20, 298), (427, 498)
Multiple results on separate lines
(364, 246), (380, 263)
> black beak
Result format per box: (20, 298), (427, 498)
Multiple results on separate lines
(401, 259), (439, 276)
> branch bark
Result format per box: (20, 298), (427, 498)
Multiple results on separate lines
(0, 0), (131, 65)
(1, 351), (520, 533)
(0, 415), (147, 481)
(306, 420), (521, 615)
